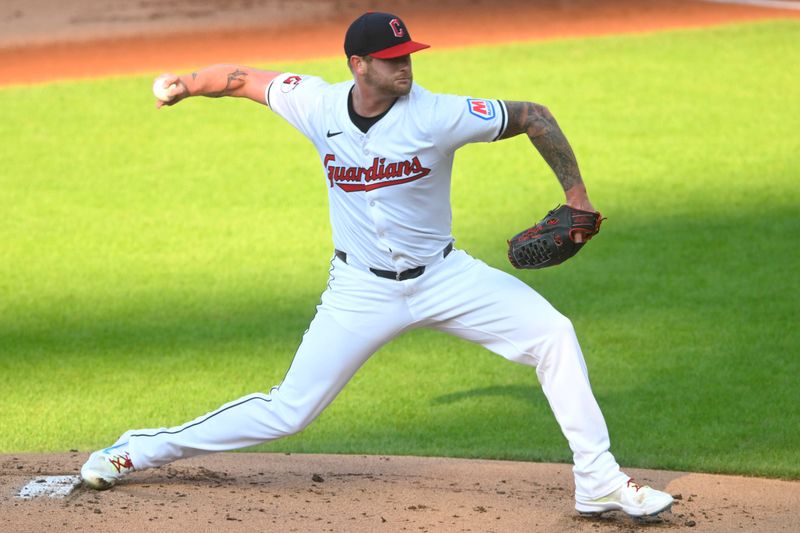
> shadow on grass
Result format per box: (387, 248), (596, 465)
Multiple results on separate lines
(0, 293), (319, 358)
(431, 384), (537, 405)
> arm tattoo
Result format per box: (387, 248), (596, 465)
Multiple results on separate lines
(206, 68), (248, 97)
(501, 100), (582, 192)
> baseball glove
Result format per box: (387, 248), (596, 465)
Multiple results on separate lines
(507, 205), (604, 269)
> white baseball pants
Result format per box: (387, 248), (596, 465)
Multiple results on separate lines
(123, 249), (627, 499)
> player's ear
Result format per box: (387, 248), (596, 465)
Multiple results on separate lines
(349, 55), (368, 75)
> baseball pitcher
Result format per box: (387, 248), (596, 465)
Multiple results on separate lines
(81, 12), (673, 518)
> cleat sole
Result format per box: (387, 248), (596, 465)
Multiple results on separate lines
(80, 468), (118, 491)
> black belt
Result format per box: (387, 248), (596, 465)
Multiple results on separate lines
(335, 242), (453, 281)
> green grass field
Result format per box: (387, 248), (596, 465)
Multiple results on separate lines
(1, 21), (798, 479)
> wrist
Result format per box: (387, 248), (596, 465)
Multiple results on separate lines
(178, 74), (194, 97)
(564, 184), (594, 212)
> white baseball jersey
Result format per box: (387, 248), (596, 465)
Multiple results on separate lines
(266, 72), (509, 272)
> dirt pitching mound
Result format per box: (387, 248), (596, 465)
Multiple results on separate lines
(3, 452), (800, 532)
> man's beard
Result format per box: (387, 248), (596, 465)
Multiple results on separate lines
(365, 70), (412, 97)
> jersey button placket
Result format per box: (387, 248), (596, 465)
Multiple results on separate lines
(367, 196), (386, 239)
(362, 137), (393, 266)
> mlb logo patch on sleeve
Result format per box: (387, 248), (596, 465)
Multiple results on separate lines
(467, 98), (496, 120)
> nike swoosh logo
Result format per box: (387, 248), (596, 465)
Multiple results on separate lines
(326, 130), (343, 138)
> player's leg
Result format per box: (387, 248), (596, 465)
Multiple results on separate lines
(81, 258), (413, 488)
(412, 250), (670, 515)
(124, 310), (391, 469)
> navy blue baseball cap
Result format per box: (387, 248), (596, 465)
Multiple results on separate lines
(344, 12), (430, 59)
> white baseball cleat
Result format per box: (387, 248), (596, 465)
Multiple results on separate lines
(80, 442), (135, 490)
(575, 479), (673, 517)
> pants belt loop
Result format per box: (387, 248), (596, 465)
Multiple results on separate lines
(443, 241), (453, 259)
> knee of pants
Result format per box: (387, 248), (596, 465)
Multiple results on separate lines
(535, 313), (590, 377)
(549, 313), (577, 340)
(264, 390), (329, 438)
(509, 312), (577, 366)
(273, 415), (313, 438)
(540, 313), (579, 355)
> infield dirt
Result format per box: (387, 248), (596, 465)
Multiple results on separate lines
(2, 1), (800, 531)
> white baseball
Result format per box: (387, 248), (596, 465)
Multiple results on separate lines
(152, 75), (177, 102)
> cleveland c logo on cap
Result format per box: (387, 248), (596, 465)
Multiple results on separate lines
(343, 12), (429, 59)
(389, 18), (405, 38)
